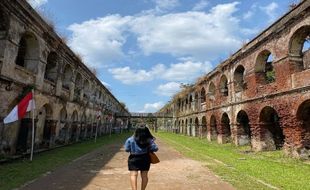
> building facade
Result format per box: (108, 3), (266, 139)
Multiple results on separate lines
(0, 0), (130, 156)
(158, 1), (310, 159)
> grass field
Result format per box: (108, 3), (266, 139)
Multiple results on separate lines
(157, 132), (310, 190)
(0, 133), (130, 190)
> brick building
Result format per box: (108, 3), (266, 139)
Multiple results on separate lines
(158, 1), (310, 159)
(0, 0), (130, 156)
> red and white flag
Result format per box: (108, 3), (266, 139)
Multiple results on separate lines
(4, 92), (35, 124)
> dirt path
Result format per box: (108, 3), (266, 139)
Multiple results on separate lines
(20, 138), (235, 190)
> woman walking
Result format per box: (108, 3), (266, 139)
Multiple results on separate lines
(124, 125), (158, 190)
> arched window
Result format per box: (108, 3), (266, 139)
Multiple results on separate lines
(62, 65), (73, 90)
(84, 80), (90, 99)
(208, 82), (215, 99)
(189, 95), (193, 110)
(45, 52), (58, 83)
(201, 87), (206, 103)
(220, 75), (229, 96)
(0, 8), (9, 34)
(255, 50), (275, 84)
(75, 73), (83, 100)
(234, 65), (245, 92)
(177, 99), (181, 111)
(194, 92), (198, 110)
(15, 33), (39, 73)
(15, 37), (26, 67)
(289, 25), (310, 70)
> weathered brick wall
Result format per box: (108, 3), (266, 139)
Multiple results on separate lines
(0, 0), (129, 155)
(160, 1), (310, 159)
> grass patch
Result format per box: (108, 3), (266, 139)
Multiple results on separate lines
(0, 133), (130, 190)
(157, 132), (310, 190)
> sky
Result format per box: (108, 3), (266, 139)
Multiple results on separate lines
(28, 0), (298, 112)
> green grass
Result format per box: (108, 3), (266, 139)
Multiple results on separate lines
(157, 132), (310, 190)
(0, 133), (130, 190)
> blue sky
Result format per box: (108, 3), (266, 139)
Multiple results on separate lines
(29, 0), (297, 112)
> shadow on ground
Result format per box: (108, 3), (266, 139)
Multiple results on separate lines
(20, 136), (128, 190)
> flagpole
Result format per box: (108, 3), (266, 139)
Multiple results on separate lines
(30, 89), (35, 161)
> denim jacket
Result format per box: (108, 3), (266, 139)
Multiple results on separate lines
(124, 136), (158, 155)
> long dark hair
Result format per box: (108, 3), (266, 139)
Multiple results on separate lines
(134, 125), (154, 148)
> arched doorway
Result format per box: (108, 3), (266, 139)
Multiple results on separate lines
(296, 100), (310, 156)
(16, 116), (33, 153)
(195, 117), (199, 138)
(185, 119), (188, 136)
(220, 113), (231, 143)
(259, 106), (284, 150)
(181, 120), (185, 134)
(189, 118), (193, 136)
(70, 111), (79, 142)
(86, 116), (92, 138)
(58, 108), (67, 144)
(80, 112), (87, 139)
(201, 116), (207, 138)
(236, 110), (251, 145)
(210, 115), (218, 141)
(38, 104), (53, 148)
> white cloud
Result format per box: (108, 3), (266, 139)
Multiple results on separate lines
(140, 102), (164, 112)
(67, 2), (244, 69)
(108, 61), (212, 84)
(243, 3), (257, 20)
(67, 15), (131, 68)
(153, 0), (179, 12)
(161, 61), (212, 81)
(243, 11), (254, 20)
(27, 0), (47, 8)
(108, 66), (154, 84)
(260, 2), (279, 23)
(130, 2), (242, 60)
(192, 0), (209, 11)
(156, 82), (181, 96)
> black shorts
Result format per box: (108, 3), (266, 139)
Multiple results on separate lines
(128, 153), (150, 171)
